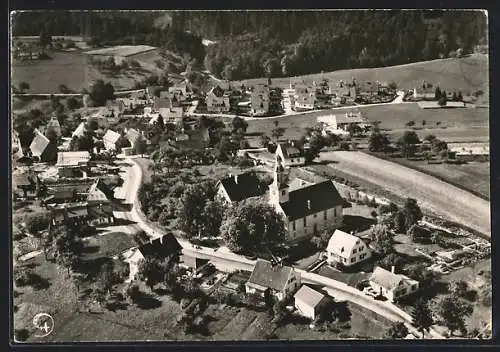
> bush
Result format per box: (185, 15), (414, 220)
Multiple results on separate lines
(14, 329), (30, 342)
(14, 267), (33, 287)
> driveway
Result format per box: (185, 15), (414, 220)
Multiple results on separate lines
(319, 151), (491, 237)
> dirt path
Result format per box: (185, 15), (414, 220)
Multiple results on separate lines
(319, 151), (491, 237)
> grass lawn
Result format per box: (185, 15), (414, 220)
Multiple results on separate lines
(82, 232), (136, 261)
(12, 51), (157, 93)
(233, 54), (488, 100)
(367, 154), (490, 200)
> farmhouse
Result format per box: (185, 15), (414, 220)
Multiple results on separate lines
(125, 128), (142, 150)
(269, 159), (344, 240)
(369, 266), (419, 302)
(55, 151), (91, 178)
(85, 45), (158, 65)
(216, 172), (266, 204)
(138, 233), (182, 259)
(246, 259), (301, 301)
(103, 129), (122, 151)
(317, 111), (368, 135)
(50, 203), (89, 226)
(276, 141), (305, 167)
(326, 229), (371, 267)
(45, 116), (62, 138)
(105, 100), (126, 117)
(179, 255), (211, 276)
(294, 285), (329, 320)
(251, 83), (270, 116)
(206, 85), (230, 113)
(293, 84), (316, 111)
(29, 129), (58, 162)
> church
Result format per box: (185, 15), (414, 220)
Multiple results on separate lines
(268, 157), (344, 241)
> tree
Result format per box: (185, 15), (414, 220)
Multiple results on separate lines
(370, 224), (394, 255)
(452, 91), (458, 101)
(435, 295), (473, 336)
(438, 96), (447, 107)
(39, 29), (52, 48)
(271, 299), (287, 325)
(23, 213), (50, 234)
(58, 84), (70, 94)
(18, 82), (30, 93)
(457, 91), (463, 101)
(450, 280), (469, 298)
(405, 120), (416, 128)
(401, 198), (423, 231)
(405, 263), (435, 287)
(388, 82), (398, 91)
(434, 86), (442, 101)
(397, 131), (420, 158)
(136, 257), (163, 290)
(411, 298), (434, 339)
(88, 80), (115, 106)
(271, 127), (285, 141)
(134, 136), (147, 157)
(200, 200), (225, 238)
(384, 321), (409, 339)
(220, 200), (286, 254)
(45, 225), (84, 276)
(178, 181), (217, 239)
(368, 128), (391, 153)
(66, 97), (81, 110)
(232, 116), (248, 134)
(424, 134), (436, 143)
(421, 120), (426, 128)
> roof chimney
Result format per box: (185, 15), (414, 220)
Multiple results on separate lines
(391, 265), (396, 274)
(307, 200), (311, 210)
(159, 235), (163, 244)
(234, 174), (238, 184)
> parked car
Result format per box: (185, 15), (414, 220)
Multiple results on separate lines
(245, 254), (257, 260)
(363, 286), (382, 299)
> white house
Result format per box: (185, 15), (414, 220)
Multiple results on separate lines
(369, 266), (419, 302)
(294, 285), (329, 320)
(103, 129), (121, 151)
(45, 115), (62, 138)
(275, 141), (305, 167)
(269, 158), (344, 241)
(72, 122), (86, 139)
(326, 229), (371, 267)
(317, 111), (368, 135)
(293, 84), (316, 111)
(206, 85), (230, 113)
(245, 259), (301, 301)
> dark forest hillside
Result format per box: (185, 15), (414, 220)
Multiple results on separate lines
(12, 10), (487, 80)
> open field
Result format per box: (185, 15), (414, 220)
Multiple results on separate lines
(367, 155), (490, 200)
(319, 151), (491, 237)
(11, 51), (161, 93)
(233, 54), (488, 102)
(247, 103), (489, 143)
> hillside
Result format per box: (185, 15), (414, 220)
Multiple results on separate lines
(232, 54), (489, 103)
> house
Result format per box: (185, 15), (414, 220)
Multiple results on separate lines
(317, 111), (367, 134)
(137, 233), (182, 259)
(206, 85), (230, 113)
(216, 172), (266, 204)
(105, 100), (126, 117)
(87, 201), (114, 226)
(29, 129), (58, 162)
(72, 122), (86, 139)
(45, 116), (62, 138)
(269, 158), (344, 240)
(56, 151), (91, 178)
(50, 203), (89, 226)
(369, 266), (419, 302)
(294, 285), (329, 320)
(146, 86), (164, 102)
(179, 255), (211, 276)
(294, 84), (316, 111)
(120, 247), (145, 283)
(326, 229), (371, 267)
(275, 141), (305, 167)
(251, 83), (270, 116)
(448, 142), (489, 162)
(245, 259), (301, 301)
(125, 128), (141, 150)
(87, 178), (115, 203)
(43, 180), (95, 205)
(13, 171), (37, 198)
(149, 96), (173, 117)
(103, 129), (122, 151)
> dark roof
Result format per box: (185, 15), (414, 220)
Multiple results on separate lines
(219, 172), (265, 202)
(209, 85), (225, 98)
(180, 255), (210, 270)
(66, 206), (88, 219)
(153, 96), (172, 110)
(278, 142), (303, 158)
(280, 181), (344, 221)
(87, 202), (113, 218)
(138, 233), (182, 258)
(247, 259), (293, 292)
(87, 179), (114, 202)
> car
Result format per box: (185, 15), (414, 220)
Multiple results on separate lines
(363, 286), (381, 299)
(245, 254), (257, 260)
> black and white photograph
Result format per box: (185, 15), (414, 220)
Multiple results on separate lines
(10, 9), (491, 342)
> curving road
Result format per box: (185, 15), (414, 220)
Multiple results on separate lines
(320, 151), (491, 237)
(112, 155), (444, 339)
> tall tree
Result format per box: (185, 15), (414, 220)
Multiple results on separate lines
(411, 298), (434, 338)
(434, 295), (473, 336)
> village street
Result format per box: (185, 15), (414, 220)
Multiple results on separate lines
(111, 155), (445, 339)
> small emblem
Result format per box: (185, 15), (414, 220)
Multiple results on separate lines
(32, 313), (54, 338)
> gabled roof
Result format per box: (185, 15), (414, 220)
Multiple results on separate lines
(103, 129), (121, 144)
(126, 128), (141, 145)
(180, 255), (210, 270)
(208, 85), (225, 98)
(335, 111), (365, 125)
(153, 96), (172, 110)
(278, 142), (302, 159)
(370, 266), (418, 290)
(294, 285), (327, 308)
(247, 259), (294, 292)
(56, 151), (90, 167)
(138, 233), (182, 259)
(29, 129), (51, 157)
(87, 202), (114, 218)
(327, 230), (365, 257)
(280, 181), (344, 221)
(72, 122), (86, 138)
(218, 172), (265, 202)
(46, 116), (61, 133)
(87, 178), (114, 202)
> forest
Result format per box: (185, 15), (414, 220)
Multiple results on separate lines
(12, 10), (487, 80)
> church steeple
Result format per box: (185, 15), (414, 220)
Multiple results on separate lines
(270, 155), (290, 204)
